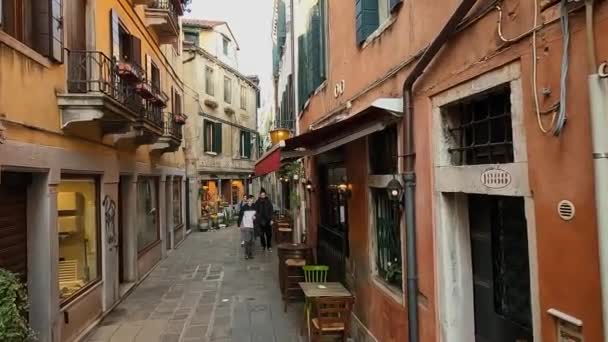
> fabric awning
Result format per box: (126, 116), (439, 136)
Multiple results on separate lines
(254, 98), (403, 177)
(254, 144), (283, 177)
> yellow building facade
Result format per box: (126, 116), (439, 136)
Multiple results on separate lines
(0, 1), (188, 341)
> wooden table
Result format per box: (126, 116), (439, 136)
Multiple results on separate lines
(299, 282), (351, 298)
(299, 282), (352, 341)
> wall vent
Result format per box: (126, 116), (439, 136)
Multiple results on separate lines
(557, 200), (575, 221)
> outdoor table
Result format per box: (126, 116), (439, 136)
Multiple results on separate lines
(277, 243), (314, 295)
(299, 282), (353, 341)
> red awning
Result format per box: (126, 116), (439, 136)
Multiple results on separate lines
(254, 146), (282, 177)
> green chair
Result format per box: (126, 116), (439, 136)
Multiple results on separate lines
(301, 265), (329, 338)
(303, 265), (329, 283)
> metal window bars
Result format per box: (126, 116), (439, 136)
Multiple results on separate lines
(374, 189), (402, 289)
(445, 85), (514, 166)
(163, 112), (183, 140)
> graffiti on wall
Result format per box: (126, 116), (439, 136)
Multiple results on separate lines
(103, 195), (117, 247)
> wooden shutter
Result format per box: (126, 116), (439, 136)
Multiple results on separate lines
(0, 175), (29, 282)
(355, 0), (379, 45)
(130, 35), (142, 66)
(389, 0), (403, 12)
(203, 120), (210, 152)
(244, 131), (252, 158)
(49, 0), (63, 62)
(146, 54), (152, 81)
(214, 122), (222, 154)
(110, 9), (120, 61)
(32, 0), (64, 62)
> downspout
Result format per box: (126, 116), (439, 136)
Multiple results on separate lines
(585, 0), (608, 339)
(400, 0), (477, 341)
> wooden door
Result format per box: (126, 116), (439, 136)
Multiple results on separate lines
(0, 172), (29, 283)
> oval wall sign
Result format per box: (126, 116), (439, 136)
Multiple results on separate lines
(480, 168), (512, 189)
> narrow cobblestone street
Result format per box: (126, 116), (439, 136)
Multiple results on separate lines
(85, 228), (303, 342)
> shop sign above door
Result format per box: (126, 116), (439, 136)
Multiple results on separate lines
(480, 167), (512, 189)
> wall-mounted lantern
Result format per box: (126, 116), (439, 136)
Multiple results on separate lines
(386, 176), (403, 204)
(337, 177), (352, 197)
(305, 180), (314, 192)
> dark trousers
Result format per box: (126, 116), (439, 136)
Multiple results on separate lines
(259, 223), (272, 249)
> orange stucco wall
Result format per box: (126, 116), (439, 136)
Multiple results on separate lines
(301, 0), (605, 341)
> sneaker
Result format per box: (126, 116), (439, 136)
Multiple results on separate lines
(268, 248), (272, 252)
(244, 255), (249, 260)
(241, 241), (245, 247)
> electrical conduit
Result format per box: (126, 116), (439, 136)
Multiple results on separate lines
(585, 0), (608, 339)
(401, 0), (478, 341)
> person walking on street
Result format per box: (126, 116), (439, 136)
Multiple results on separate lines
(238, 195), (247, 247)
(255, 189), (274, 252)
(238, 195), (256, 259)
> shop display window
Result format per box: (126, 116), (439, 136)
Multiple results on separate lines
(137, 177), (159, 252)
(57, 178), (100, 302)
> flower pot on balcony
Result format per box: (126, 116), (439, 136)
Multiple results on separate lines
(151, 91), (169, 107)
(204, 99), (218, 109)
(116, 62), (141, 82)
(224, 106), (235, 115)
(173, 113), (187, 124)
(135, 81), (155, 99)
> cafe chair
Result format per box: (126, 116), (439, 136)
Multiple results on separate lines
(283, 257), (307, 312)
(300, 265), (330, 336)
(310, 296), (355, 342)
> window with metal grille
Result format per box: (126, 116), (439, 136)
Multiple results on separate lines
(373, 189), (402, 289)
(443, 85), (514, 166)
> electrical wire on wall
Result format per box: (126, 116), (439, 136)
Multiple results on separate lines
(530, 0), (570, 136)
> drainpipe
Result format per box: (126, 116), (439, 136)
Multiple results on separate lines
(400, 0), (477, 341)
(585, 0), (608, 338)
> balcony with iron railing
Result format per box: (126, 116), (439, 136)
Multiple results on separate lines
(59, 50), (146, 134)
(151, 112), (185, 154)
(59, 50), (166, 146)
(144, 0), (182, 44)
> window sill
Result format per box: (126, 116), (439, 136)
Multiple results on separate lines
(205, 151), (219, 156)
(371, 275), (404, 306)
(59, 279), (103, 310)
(0, 31), (52, 68)
(360, 16), (398, 50)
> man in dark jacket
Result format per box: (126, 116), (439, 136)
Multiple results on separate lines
(255, 189), (274, 251)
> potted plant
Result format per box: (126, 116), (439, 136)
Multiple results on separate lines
(173, 113), (187, 124)
(0, 269), (35, 342)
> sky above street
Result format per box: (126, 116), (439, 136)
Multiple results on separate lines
(186, 0), (275, 113)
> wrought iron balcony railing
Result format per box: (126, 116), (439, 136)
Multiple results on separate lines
(151, 0), (180, 23)
(142, 101), (164, 128)
(66, 50), (145, 115)
(163, 112), (183, 140)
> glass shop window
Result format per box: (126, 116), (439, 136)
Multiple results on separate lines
(57, 178), (101, 303)
(137, 177), (159, 251)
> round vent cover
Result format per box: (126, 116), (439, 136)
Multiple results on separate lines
(558, 200), (575, 221)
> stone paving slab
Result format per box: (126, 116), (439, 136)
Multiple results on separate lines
(84, 227), (304, 342)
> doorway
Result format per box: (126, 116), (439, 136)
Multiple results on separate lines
(468, 195), (532, 342)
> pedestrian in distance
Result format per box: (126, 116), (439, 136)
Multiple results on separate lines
(238, 195), (247, 247)
(255, 188), (274, 252)
(238, 195), (256, 260)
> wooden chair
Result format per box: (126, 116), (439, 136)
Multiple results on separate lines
(301, 265), (329, 336)
(310, 296), (355, 342)
(283, 258), (307, 312)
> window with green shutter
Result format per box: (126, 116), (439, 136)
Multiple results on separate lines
(355, 0), (379, 45)
(356, 0), (403, 46)
(213, 122), (222, 154)
(296, 0), (328, 111)
(240, 131), (252, 159)
(204, 120), (222, 154)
